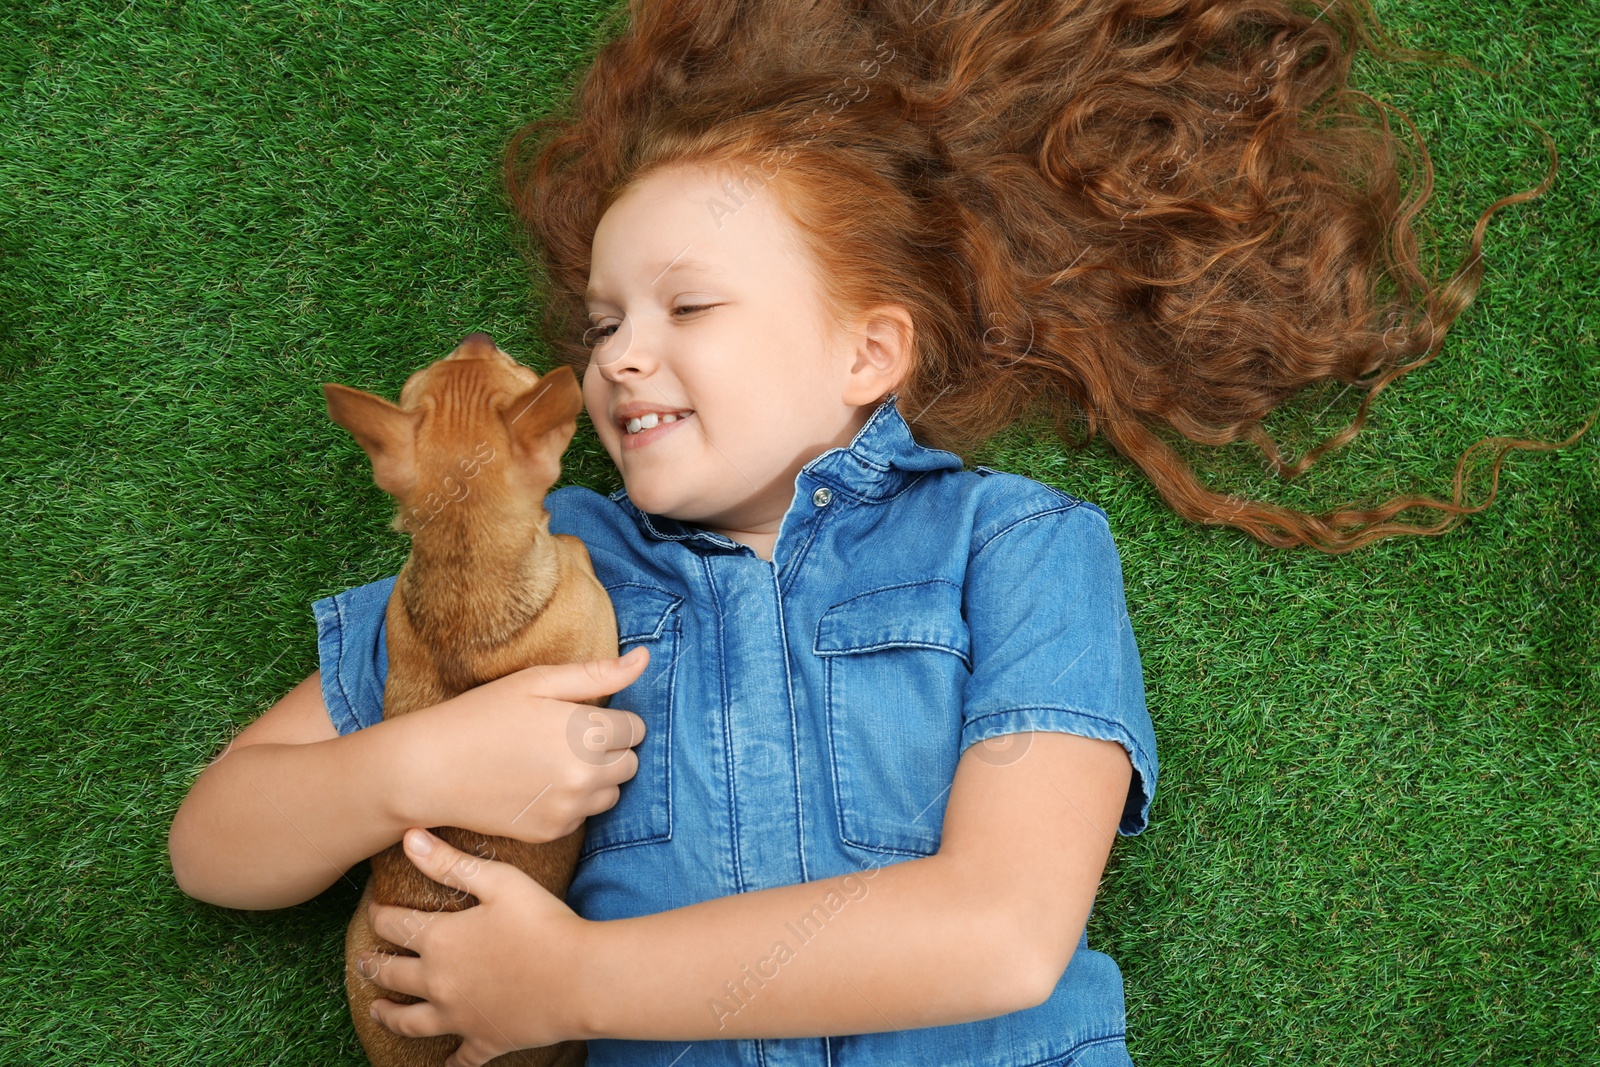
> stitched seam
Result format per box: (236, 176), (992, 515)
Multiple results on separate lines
(579, 584), (680, 859)
(971, 502), (1100, 561)
(662, 625), (675, 853)
(769, 561), (808, 884)
(602, 582), (684, 641)
(822, 576), (961, 612)
(826, 656), (846, 853)
(816, 637), (969, 660)
(704, 556), (746, 895)
(328, 591), (363, 735)
(973, 466), (1095, 508)
(779, 491), (829, 598)
(841, 835), (936, 857)
(881, 466), (935, 503)
(962, 705), (1153, 771)
(824, 656), (938, 858)
(579, 625), (676, 860)
(578, 830), (671, 860)
(828, 648), (946, 858)
(813, 578), (971, 664)
(1022, 1031), (1128, 1067)
(334, 595), (356, 727)
(580, 830), (672, 858)
(804, 467), (886, 506)
(314, 595), (359, 735)
(962, 707), (1155, 834)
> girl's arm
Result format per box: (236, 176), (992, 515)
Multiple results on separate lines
(168, 670), (421, 910)
(169, 654), (648, 911)
(576, 730), (1131, 1040)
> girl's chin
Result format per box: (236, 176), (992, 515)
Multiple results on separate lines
(619, 481), (674, 514)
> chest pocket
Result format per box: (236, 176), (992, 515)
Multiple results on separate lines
(581, 583), (681, 860)
(814, 578), (972, 857)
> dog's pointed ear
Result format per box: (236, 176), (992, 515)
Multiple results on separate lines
(322, 382), (423, 497)
(500, 366), (584, 460)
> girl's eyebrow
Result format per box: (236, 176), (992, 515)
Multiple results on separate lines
(586, 259), (719, 303)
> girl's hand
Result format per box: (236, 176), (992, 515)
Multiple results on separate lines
(362, 828), (591, 1066)
(395, 648), (650, 845)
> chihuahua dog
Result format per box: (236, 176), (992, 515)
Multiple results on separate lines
(323, 332), (616, 1067)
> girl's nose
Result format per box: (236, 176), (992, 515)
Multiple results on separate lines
(590, 319), (651, 378)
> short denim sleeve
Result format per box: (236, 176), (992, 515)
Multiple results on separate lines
(311, 574), (397, 736)
(961, 502), (1157, 835)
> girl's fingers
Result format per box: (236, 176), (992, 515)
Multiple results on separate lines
(568, 704), (647, 759)
(446, 1038), (502, 1067)
(369, 995), (451, 1041)
(513, 648), (648, 704)
(596, 706), (647, 751)
(583, 783), (622, 819)
(400, 827), (506, 896)
(368, 830), (518, 946)
(590, 742), (640, 784)
(368, 902), (437, 953)
(357, 951), (428, 999)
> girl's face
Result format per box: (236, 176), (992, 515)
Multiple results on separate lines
(581, 163), (908, 557)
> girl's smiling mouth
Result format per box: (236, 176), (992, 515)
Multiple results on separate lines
(620, 409), (694, 450)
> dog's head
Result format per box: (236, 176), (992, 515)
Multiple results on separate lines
(322, 333), (584, 536)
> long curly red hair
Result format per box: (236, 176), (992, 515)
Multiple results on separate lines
(502, 0), (1591, 552)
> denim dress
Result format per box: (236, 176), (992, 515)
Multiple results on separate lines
(314, 393), (1158, 1067)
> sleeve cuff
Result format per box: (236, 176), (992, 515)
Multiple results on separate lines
(311, 575), (396, 736)
(312, 593), (364, 736)
(959, 706), (1157, 836)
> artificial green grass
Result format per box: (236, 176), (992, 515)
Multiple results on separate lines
(0, 1), (1594, 1064)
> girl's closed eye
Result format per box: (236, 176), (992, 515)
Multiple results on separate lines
(584, 304), (717, 347)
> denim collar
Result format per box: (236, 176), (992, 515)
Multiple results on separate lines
(605, 391), (964, 548)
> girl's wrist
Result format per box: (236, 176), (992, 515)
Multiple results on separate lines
(564, 915), (613, 1041)
(354, 709), (442, 835)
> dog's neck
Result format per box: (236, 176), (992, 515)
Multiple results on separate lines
(395, 498), (562, 653)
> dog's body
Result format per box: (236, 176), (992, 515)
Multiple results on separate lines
(324, 333), (614, 1067)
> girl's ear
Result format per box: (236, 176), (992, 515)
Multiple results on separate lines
(322, 383), (423, 498)
(501, 365), (584, 461)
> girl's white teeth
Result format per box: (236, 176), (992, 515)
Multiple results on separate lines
(626, 411), (690, 434)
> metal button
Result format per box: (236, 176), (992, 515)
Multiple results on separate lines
(812, 486), (833, 507)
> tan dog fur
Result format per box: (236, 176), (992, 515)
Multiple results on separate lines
(323, 333), (614, 1067)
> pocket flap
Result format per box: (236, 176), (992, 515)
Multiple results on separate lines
(814, 579), (971, 666)
(606, 583), (684, 643)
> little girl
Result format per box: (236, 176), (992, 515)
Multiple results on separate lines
(170, 0), (1579, 1064)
